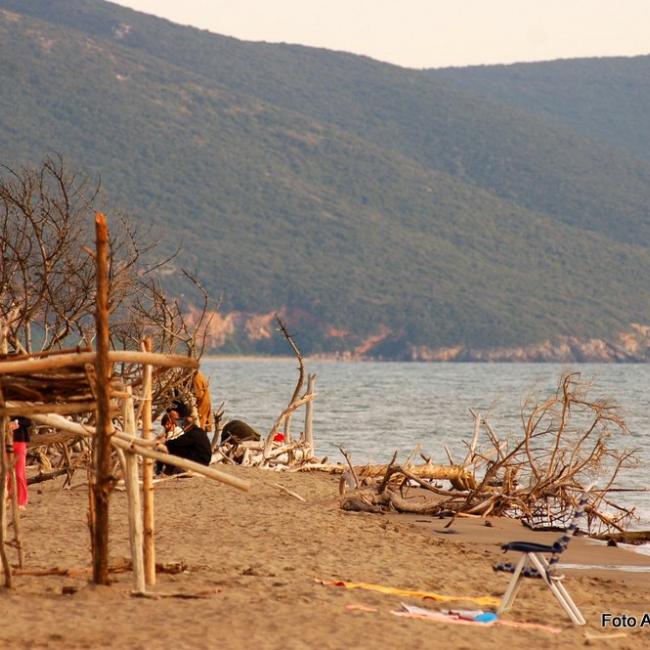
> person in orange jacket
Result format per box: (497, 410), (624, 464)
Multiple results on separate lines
(192, 370), (213, 432)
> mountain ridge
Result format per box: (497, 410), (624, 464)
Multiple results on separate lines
(2, 1), (650, 358)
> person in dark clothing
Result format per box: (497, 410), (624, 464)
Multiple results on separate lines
(164, 415), (212, 472)
(220, 419), (261, 446)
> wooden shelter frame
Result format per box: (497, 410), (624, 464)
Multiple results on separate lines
(0, 213), (250, 593)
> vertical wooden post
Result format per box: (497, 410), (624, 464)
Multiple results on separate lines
(123, 387), (145, 593)
(141, 336), (156, 586)
(93, 212), (113, 585)
(304, 373), (316, 458)
(0, 414), (11, 588)
(0, 329), (11, 585)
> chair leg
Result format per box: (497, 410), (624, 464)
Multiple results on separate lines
(528, 553), (586, 625)
(550, 578), (586, 625)
(497, 554), (527, 614)
(533, 554), (586, 625)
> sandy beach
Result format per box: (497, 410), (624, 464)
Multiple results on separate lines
(2, 468), (650, 649)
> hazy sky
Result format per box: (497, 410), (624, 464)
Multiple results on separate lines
(112, 0), (650, 69)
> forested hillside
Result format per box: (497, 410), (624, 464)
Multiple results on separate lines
(433, 56), (650, 164)
(2, 1), (650, 358)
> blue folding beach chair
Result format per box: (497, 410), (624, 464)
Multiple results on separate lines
(493, 489), (592, 625)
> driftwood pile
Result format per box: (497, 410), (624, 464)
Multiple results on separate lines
(340, 373), (639, 535)
(213, 316), (319, 470)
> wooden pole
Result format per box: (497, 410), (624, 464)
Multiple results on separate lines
(0, 329), (10, 586)
(304, 373), (316, 458)
(0, 415), (12, 588)
(28, 413), (251, 491)
(0, 350), (198, 375)
(141, 336), (155, 586)
(0, 401), (99, 417)
(123, 387), (145, 593)
(110, 436), (250, 490)
(125, 452), (145, 592)
(92, 212), (113, 586)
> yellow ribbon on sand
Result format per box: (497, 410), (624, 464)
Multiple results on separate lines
(317, 579), (500, 608)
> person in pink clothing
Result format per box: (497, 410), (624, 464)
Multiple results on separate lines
(8, 416), (30, 509)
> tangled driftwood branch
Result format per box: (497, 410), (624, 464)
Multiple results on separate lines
(340, 373), (639, 535)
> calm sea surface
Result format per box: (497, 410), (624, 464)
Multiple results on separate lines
(202, 360), (650, 527)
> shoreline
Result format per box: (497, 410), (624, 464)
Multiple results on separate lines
(202, 354), (650, 364)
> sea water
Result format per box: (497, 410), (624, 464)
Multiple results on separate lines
(202, 359), (650, 527)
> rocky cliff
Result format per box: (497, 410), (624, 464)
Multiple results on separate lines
(189, 306), (650, 362)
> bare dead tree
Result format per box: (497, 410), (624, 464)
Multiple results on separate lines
(1, 156), (219, 485)
(0, 156), (214, 387)
(0, 156), (144, 353)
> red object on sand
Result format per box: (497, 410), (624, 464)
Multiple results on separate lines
(273, 432), (285, 442)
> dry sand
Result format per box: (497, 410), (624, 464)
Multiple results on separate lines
(2, 468), (650, 649)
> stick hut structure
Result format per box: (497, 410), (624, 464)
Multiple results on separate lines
(0, 213), (250, 592)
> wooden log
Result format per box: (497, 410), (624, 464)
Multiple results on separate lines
(294, 460), (476, 489)
(92, 212), (113, 586)
(110, 350), (199, 370)
(355, 462), (475, 485)
(3, 345), (91, 361)
(0, 400), (99, 416)
(292, 462), (345, 473)
(593, 530), (650, 544)
(0, 351), (102, 373)
(0, 350), (198, 375)
(26, 413), (159, 448)
(141, 337), (156, 587)
(264, 441), (304, 460)
(27, 468), (69, 485)
(28, 413), (251, 491)
(387, 490), (444, 515)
